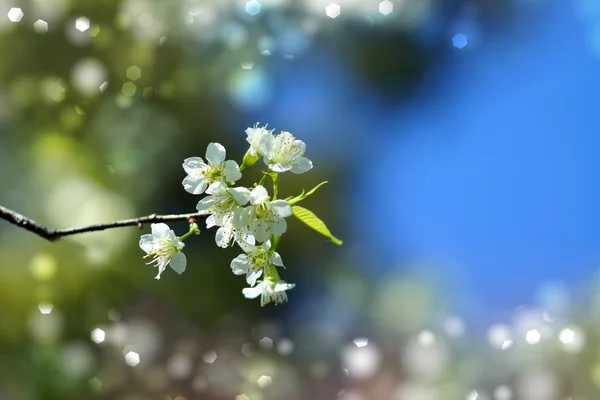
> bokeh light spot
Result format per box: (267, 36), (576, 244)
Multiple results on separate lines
(7, 8), (24, 23)
(525, 329), (541, 344)
(203, 350), (217, 363)
(75, 17), (90, 32)
(33, 19), (48, 33)
(259, 336), (273, 350)
(353, 337), (368, 347)
(325, 3), (341, 18)
(38, 302), (54, 314)
(122, 82), (137, 97)
(494, 385), (513, 400)
(245, 0), (262, 16)
(453, 33), (468, 49)
(124, 351), (140, 366)
(379, 0), (393, 16)
(126, 65), (142, 81)
(257, 375), (272, 388)
(91, 328), (105, 344)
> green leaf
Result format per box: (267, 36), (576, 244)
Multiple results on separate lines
(287, 181), (328, 206)
(292, 205), (343, 245)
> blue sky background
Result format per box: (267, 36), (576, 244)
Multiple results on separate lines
(234, 0), (600, 324)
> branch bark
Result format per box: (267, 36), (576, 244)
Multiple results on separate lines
(0, 205), (204, 242)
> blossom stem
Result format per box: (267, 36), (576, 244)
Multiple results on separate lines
(269, 234), (281, 252)
(178, 224), (199, 241)
(271, 172), (279, 199)
(258, 174), (268, 186)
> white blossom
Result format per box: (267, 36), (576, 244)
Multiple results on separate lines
(242, 279), (295, 306)
(195, 182), (255, 248)
(182, 143), (242, 195)
(239, 185), (292, 242)
(245, 124), (273, 157)
(261, 131), (312, 174)
(231, 240), (283, 286)
(196, 182), (250, 222)
(139, 223), (186, 279)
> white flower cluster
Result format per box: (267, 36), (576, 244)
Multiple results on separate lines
(139, 124), (337, 306)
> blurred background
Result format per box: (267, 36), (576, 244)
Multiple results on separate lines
(1, 0), (600, 399)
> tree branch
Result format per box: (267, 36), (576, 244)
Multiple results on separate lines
(0, 205), (205, 242)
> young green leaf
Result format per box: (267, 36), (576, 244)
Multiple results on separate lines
(287, 181), (328, 206)
(292, 205), (343, 245)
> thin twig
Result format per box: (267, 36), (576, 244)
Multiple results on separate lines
(0, 205), (204, 242)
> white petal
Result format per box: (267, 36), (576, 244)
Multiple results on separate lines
(250, 185), (269, 205)
(290, 157), (313, 174)
(258, 133), (274, 158)
(252, 221), (269, 242)
(206, 214), (217, 229)
(151, 223), (171, 239)
(292, 139), (306, 156)
(269, 163), (291, 173)
(183, 175), (208, 195)
(236, 235), (256, 252)
(261, 240), (271, 251)
(274, 282), (295, 292)
(270, 217), (287, 236)
(246, 269), (263, 286)
(271, 200), (292, 217)
(182, 157), (207, 175)
(229, 187), (251, 206)
(215, 227), (226, 247)
(170, 252), (187, 274)
(169, 231), (185, 249)
(155, 259), (169, 279)
(243, 284), (264, 299)
(231, 255), (250, 275)
(206, 181), (228, 195)
(206, 142), (226, 165)
(224, 160), (242, 182)
(270, 252), (284, 267)
(196, 197), (215, 214)
(139, 234), (156, 253)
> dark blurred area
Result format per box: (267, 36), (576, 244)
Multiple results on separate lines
(2, 0), (600, 399)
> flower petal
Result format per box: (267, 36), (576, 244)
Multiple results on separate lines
(182, 157), (207, 175)
(231, 254), (250, 275)
(206, 181), (228, 195)
(250, 185), (269, 205)
(139, 234), (156, 253)
(252, 221), (269, 242)
(206, 214), (217, 229)
(206, 142), (226, 165)
(243, 284), (264, 299)
(229, 186), (251, 206)
(268, 163), (291, 173)
(270, 217), (287, 236)
(246, 269), (263, 286)
(151, 223), (171, 239)
(224, 160), (242, 182)
(290, 157), (313, 174)
(196, 197), (215, 214)
(271, 200), (292, 217)
(274, 282), (295, 292)
(170, 251), (187, 275)
(183, 175), (208, 195)
(258, 133), (274, 158)
(270, 252), (284, 267)
(155, 259), (169, 280)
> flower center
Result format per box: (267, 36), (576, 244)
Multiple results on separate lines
(250, 248), (269, 270)
(254, 200), (273, 220)
(271, 135), (302, 165)
(145, 239), (177, 265)
(202, 164), (225, 183)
